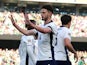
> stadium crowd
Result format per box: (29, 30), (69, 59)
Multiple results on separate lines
(0, 48), (20, 65)
(0, 9), (87, 65)
(0, 48), (87, 65)
(0, 11), (87, 37)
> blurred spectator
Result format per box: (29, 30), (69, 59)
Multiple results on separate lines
(0, 49), (20, 65)
(0, 48), (87, 65)
(0, 11), (87, 37)
(78, 56), (86, 65)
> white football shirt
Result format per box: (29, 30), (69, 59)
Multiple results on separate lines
(54, 27), (71, 61)
(37, 22), (57, 61)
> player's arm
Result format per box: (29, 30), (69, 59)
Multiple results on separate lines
(64, 38), (76, 54)
(10, 15), (35, 36)
(29, 22), (51, 33)
(64, 38), (78, 62)
(25, 14), (52, 33)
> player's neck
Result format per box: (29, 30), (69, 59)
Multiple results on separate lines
(44, 18), (52, 25)
(62, 25), (69, 28)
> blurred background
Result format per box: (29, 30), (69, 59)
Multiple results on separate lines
(0, 0), (87, 65)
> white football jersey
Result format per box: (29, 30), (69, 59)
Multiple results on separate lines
(19, 35), (37, 65)
(54, 27), (71, 61)
(37, 22), (57, 61)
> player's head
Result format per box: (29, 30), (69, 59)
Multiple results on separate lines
(40, 5), (53, 21)
(81, 56), (84, 60)
(61, 15), (71, 28)
(25, 20), (36, 30)
(19, 7), (25, 13)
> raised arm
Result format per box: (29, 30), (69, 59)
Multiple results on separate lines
(10, 14), (35, 36)
(24, 14), (52, 34)
(28, 21), (51, 33)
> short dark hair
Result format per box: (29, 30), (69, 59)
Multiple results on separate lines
(41, 5), (53, 13)
(25, 20), (36, 30)
(81, 56), (84, 59)
(19, 7), (26, 13)
(61, 15), (71, 25)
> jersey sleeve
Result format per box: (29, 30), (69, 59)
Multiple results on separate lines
(47, 22), (58, 47)
(47, 22), (57, 34)
(63, 30), (71, 40)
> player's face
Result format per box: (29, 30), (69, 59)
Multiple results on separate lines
(40, 9), (49, 21)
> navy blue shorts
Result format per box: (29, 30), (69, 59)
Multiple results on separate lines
(36, 60), (56, 65)
(56, 60), (71, 65)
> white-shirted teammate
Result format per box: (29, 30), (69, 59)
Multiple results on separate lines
(26, 5), (58, 65)
(10, 5), (58, 65)
(54, 15), (78, 65)
(16, 20), (37, 65)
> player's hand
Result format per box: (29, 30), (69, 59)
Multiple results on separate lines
(9, 14), (15, 25)
(74, 53), (78, 63)
(24, 14), (34, 26)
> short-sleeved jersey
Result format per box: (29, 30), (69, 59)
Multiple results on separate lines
(54, 27), (71, 61)
(19, 35), (38, 65)
(37, 22), (57, 61)
(19, 35), (35, 55)
(21, 35), (35, 45)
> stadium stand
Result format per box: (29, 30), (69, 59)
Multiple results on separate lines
(0, 0), (87, 65)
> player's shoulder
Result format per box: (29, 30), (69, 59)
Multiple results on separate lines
(58, 27), (69, 33)
(46, 22), (57, 29)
